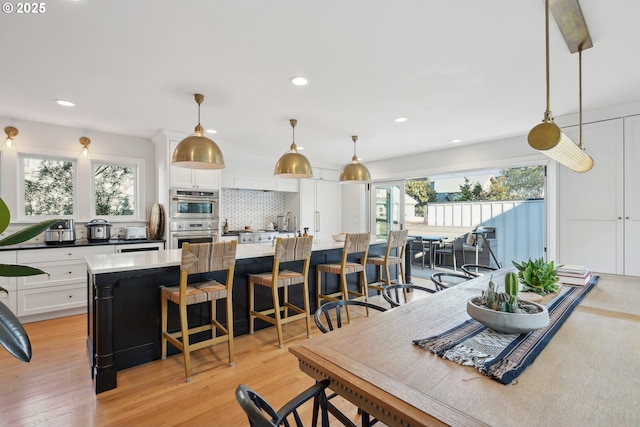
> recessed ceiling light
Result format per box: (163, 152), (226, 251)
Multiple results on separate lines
(289, 76), (309, 86)
(206, 129), (217, 134)
(393, 117), (408, 123)
(55, 99), (75, 107)
(451, 139), (462, 143)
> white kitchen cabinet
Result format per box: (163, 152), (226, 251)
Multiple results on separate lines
(169, 140), (220, 190)
(558, 116), (640, 276)
(299, 179), (341, 241)
(16, 245), (114, 321)
(221, 175), (299, 192)
(0, 251), (17, 315)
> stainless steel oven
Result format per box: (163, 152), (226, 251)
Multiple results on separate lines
(169, 188), (219, 220)
(168, 219), (218, 249)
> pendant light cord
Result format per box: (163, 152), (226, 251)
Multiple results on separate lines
(579, 47), (584, 150)
(544, 0), (551, 120)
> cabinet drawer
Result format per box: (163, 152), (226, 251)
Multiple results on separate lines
(17, 246), (114, 263)
(17, 283), (86, 317)
(0, 290), (17, 315)
(19, 262), (87, 290)
(0, 251), (16, 263)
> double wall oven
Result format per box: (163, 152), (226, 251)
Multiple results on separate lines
(168, 188), (219, 249)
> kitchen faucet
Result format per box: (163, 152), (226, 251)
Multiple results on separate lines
(285, 211), (297, 233)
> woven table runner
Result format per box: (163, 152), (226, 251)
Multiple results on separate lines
(413, 276), (599, 384)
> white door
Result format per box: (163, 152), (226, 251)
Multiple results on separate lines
(624, 115), (640, 276)
(369, 181), (405, 240)
(558, 118), (624, 274)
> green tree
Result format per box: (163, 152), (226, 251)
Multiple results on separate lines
(485, 176), (511, 200)
(458, 178), (486, 201)
(405, 179), (436, 216)
(501, 166), (545, 199)
(94, 164), (135, 216)
(24, 159), (74, 215)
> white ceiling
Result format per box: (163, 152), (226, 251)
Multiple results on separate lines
(1, 0), (639, 167)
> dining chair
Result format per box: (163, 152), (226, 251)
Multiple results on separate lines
(314, 299), (388, 333)
(409, 236), (427, 269)
(314, 299), (387, 427)
(461, 263), (498, 278)
(382, 283), (436, 308)
(160, 240), (237, 382)
(366, 229), (408, 293)
(434, 238), (461, 271)
(248, 236), (314, 349)
(236, 379), (332, 427)
(430, 272), (470, 291)
(316, 232), (371, 322)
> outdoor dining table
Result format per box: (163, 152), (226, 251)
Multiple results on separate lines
(289, 269), (639, 427)
(408, 235), (446, 269)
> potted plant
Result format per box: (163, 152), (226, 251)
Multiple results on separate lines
(466, 272), (549, 334)
(512, 257), (560, 296)
(0, 197), (58, 362)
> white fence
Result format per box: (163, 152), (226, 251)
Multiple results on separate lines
(418, 199), (545, 267)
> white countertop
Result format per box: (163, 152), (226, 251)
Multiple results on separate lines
(85, 238), (386, 275)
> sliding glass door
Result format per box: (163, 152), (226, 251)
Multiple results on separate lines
(368, 181), (405, 240)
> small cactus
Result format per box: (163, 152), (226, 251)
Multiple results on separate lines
(479, 273), (521, 313)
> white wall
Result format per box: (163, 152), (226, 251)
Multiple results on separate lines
(0, 116), (156, 225)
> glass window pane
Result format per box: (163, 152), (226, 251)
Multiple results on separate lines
(23, 157), (74, 216)
(94, 163), (135, 216)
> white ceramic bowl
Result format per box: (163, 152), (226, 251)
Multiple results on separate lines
(332, 233), (346, 242)
(466, 297), (549, 334)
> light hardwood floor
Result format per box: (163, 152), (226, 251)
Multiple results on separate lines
(0, 275), (436, 427)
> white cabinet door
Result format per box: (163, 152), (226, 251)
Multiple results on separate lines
(0, 251), (17, 314)
(558, 119), (624, 274)
(298, 179), (341, 241)
(315, 180), (341, 240)
(624, 115), (640, 276)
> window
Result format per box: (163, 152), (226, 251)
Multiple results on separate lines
(22, 155), (75, 216)
(93, 162), (136, 217)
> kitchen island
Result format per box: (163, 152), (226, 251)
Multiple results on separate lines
(85, 238), (388, 393)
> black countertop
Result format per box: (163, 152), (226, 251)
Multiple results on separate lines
(0, 239), (165, 252)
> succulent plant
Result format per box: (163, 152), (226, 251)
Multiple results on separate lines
(479, 272), (523, 314)
(512, 258), (560, 296)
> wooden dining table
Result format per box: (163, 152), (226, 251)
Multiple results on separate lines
(289, 269), (640, 427)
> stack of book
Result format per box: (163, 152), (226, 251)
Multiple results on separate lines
(557, 265), (592, 286)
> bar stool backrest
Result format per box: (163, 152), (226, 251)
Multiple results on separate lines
(274, 236), (313, 264)
(386, 229), (408, 258)
(181, 241), (237, 274)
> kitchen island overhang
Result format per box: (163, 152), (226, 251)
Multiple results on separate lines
(85, 239), (390, 393)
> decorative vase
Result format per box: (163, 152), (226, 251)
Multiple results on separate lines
(466, 297), (550, 334)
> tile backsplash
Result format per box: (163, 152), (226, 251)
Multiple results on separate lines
(221, 189), (285, 231)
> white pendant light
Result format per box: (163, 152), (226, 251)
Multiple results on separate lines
(274, 119), (313, 178)
(527, 0), (593, 173)
(172, 94), (225, 170)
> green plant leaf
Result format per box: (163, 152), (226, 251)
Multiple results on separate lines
(0, 264), (49, 277)
(0, 219), (60, 246)
(0, 197), (9, 235)
(0, 300), (32, 362)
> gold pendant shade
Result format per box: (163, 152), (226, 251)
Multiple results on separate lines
(339, 135), (371, 183)
(274, 119), (313, 178)
(172, 94), (225, 170)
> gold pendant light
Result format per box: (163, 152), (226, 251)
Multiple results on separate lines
(340, 135), (371, 183)
(172, 93), (225, 169)
(274, 119), (312, 178)
(527, 0), (593, 173)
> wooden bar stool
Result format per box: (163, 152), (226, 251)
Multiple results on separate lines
(248, 236), (314, 349)
(366, 229), (408, 293)
(160, 240), (237, 382)
(316, 232), (370, 322)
